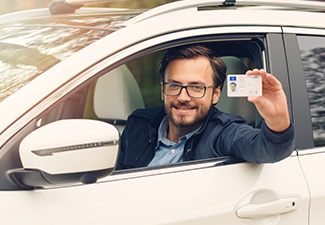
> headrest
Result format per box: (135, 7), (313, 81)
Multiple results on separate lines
(217, 56), (256, 126)
(93, 65), (145, 121)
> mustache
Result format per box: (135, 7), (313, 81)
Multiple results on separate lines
(172, 102), (196, 109)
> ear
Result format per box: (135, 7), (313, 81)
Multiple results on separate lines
(212, 86), (221, 105)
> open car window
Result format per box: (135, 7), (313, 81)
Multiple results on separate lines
(40, 38), (265, 132)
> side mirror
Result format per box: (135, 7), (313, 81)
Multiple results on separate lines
(8, 119), (119, 189)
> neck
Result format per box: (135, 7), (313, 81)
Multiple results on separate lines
(167, 121), (201, 144)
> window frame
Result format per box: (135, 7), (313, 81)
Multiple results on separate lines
(287, 32), (325, 149)
(282, 29), (325, 150)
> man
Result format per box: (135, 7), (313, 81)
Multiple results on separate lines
(229, 82), (237, 92)
(117, 44), (294, 169)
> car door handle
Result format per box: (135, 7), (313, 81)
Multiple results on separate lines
(236, 197), (299, 219)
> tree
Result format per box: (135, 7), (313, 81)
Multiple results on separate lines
(0, 0), (178, 15)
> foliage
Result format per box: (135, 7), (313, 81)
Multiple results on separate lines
(126, 51), (167, 108)
(0, 0), (178, 15)
(0, 0), (52, 14)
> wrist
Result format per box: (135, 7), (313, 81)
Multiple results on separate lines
(265, 117), (291, 132)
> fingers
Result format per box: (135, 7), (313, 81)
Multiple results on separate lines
(247, 95), (259, 103)
(246, 68), (267, 76)
(246, 69), (268, 80)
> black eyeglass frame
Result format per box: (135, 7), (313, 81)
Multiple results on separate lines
(162, 82), (216, 99)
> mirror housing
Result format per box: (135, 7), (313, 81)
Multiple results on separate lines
(8, 119), (119, 189)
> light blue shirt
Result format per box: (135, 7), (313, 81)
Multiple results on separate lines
(148, 116), (201, 167)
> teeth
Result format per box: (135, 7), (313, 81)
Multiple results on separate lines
(174, 106), (193, 110)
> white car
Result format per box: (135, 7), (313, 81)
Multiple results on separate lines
(0, 0), (325, 224)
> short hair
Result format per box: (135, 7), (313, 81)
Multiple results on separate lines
(159, 44), (227, 89)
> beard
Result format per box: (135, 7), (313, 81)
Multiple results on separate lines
(165, 102), (211, 130)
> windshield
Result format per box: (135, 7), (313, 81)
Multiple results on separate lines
(0, 12), (139, 102)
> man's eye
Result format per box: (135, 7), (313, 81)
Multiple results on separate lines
(169, 84), (179, 89)
(190, 86), (204, 91)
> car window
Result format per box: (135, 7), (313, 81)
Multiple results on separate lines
(297, 35), (325, 147)
(37, 37), (264, 132)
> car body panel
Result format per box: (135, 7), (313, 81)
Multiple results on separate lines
(0, 154), (309, 225)
(298, 149), (325, 225)
(281, 32), (314, 150)
(283, 27), (325, 36)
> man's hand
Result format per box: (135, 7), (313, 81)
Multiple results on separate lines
(246, 69), (291, 132)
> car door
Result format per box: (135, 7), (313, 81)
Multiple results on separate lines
(0, 156), (308, 225)
(283, 27), (325, 225)
(0, 24), (310, 224)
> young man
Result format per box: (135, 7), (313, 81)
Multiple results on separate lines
(229, 82), (237, 92)
(117, 44), (294, 169)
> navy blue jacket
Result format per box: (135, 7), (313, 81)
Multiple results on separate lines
(117, 106), (294, 169)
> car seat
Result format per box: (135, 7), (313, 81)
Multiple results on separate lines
(93, 65), (145, 133)
(217, 56), (256, 127)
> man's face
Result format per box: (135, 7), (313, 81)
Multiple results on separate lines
(230, 83), (236, 92)
(162, 56), (221, 131)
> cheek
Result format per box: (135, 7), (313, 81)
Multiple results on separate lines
(193, 99), (206, 109)
(163, 95), (174, 106)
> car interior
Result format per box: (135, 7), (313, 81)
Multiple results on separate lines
(38, 39), (264, 132)
(93, 65), (145, 134)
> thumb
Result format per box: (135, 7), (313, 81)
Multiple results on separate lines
(247, 96), (264, 111)
(247, 96), (259, 103)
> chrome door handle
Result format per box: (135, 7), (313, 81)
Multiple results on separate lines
(236, 197), (299, 219)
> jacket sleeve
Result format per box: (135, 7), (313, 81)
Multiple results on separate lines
(217, 121), (295, 164)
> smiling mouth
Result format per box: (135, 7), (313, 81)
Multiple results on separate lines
(174, 105), (196, 112)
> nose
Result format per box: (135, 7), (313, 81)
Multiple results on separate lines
(177, 87), (191, 102)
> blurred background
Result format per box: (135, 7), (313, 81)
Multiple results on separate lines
(0, 0), (178, 15)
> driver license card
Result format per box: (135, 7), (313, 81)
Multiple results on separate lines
(227, 74), (262, 97)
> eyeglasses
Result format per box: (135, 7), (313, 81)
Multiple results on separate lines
(162, 82), (215, 98)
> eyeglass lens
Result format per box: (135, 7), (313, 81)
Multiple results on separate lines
(164, 83), (206, 98)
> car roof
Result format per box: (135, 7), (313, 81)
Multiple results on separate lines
(123, 0), (325, 26)
(2, 0), (325, 29)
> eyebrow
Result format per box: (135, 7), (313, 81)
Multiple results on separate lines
(166, 79), (207, 85)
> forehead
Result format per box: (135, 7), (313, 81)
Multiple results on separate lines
(165, 56), (214, 84)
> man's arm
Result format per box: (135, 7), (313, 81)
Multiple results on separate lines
(217, 119), (294, 164)
(246, 69), (291, 132)
(217, 69), (294, 163)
